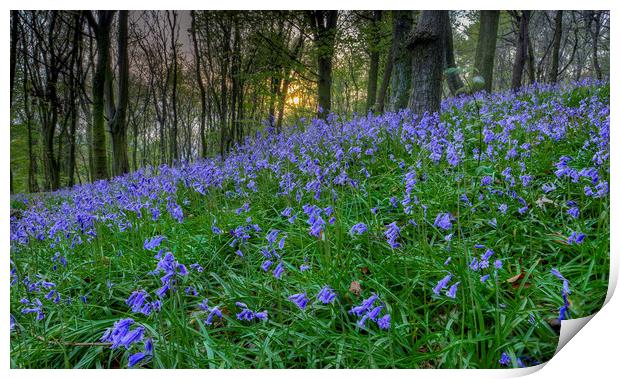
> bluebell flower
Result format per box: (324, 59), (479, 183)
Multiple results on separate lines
(481, 176), (492, 186)
(190, 263), (204, 273)
(266, 229), (279, 245)
(567, 231), (585, 245)
(349, 294), (378, 316)
(288, 293), (309, 310)
(377, 314), (390, 330)
(278, 235), (287, 249)
(499, 352), (511, 366)
(261, 260), (273, 272)
(316, 286), (337, 304)
(446, 282), (460, 298)
(350, 223), (367, 235)
(542, 183), (556, 193)
(206, 307), (223, 325)
(367, 305), (383, 321)
(480, 274), (490, 283)
(21, 298), (44, 320)
(273, 261), (285, 279)
(128, 352), (147, 368)
(433, 274), (452, 295)
(433, 213), (452, 230)
(384, 222), (401, 248)
(143, 235), (166, 251)
(567, 206), (580, 219)
(498, 204), (508, 214)
(126, 290), (148, 313)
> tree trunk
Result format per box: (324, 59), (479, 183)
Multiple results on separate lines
(308, 11), (338, 118)
(107, 10), (130, 176)
(87, 11), (114, 181)
(191, 11), (208, 158)
(374, 45), (393, 113)
(474, 10), (499, 92)
(444, 13), (465, 95)
(585, 11), (602, 80)
(10, 10), (19, 105)
(548, 10), (563, 83)
(219, 21), (231, 158)
(527, 34), (535, 85)
(168, 11), (179, 164)
(511, 11), (530, 91)
(407, 11), (448, 116)
(365, 10), (382, 113)
(390, 10), (414, 111)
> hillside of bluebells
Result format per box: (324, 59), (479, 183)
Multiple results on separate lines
(10, 80), (609, 369)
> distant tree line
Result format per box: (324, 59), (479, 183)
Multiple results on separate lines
(9, 10), (610, 193)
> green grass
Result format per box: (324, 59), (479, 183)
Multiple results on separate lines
(10, 82), (610, 369)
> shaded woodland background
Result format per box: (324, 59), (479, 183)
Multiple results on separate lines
(9, 10), (610, 194)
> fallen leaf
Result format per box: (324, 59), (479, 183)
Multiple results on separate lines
(535, 196), (556, 208)
(360, 267), (370, 275)
(349, 281), (362, 296)
(506, 273), (524, 283)
(506, 272), (530, 289)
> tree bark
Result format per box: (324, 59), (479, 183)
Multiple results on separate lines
(168, 11), (179, 164)
(191, 11), (208, 158)
(510, 11), (530, 91)
(444, 13), (465, 95)
(390, 10), (414, 111)
(548, 10), (563, 83)
(407, 11), (448, 116)
(86, 10), (115, 181)
(527, 34), (535, 85)
(106, 10), (130, 176)
(585, 11), (602, 80)
(308, 11), (338, 118)
(474, 10), (499, 93)
(374, 45), (393, 113)
(365, 10), (382, 113)
(10, 11), (19, 105)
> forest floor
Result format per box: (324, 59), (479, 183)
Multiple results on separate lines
(10, 80), (610, 369)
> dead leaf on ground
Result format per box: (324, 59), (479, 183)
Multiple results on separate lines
(506, 272), (530, 289)
(349, 281), (362, 296)
(535, 196), (556, 208)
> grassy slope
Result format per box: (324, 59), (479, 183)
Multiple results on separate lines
(10, 82), (610, 368)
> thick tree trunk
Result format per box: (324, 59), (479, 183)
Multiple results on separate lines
(511, 11), (530, 91)
(374, 46), (393, 113)
(390, 10), (414, 111)
(527, 35), (536, 85)
(308, 11), (338, 118)
(108, 10), (130, 176)
(407, 11), (448, 116)
(444, 14), (465, 95)
(548, 10), (563, 83)
(365, 11), (382, 113)
(474, 10), (499, 93)
(586, 11), (602, 80)
(87, 11), (114, 181)
(43, 12), (61, 190)
(191, 11), (208, 158)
